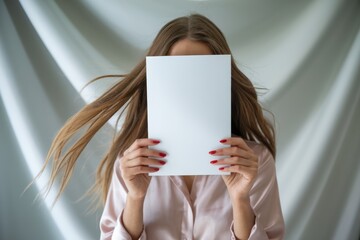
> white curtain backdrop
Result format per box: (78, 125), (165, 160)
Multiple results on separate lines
(1, 0), (359, 239)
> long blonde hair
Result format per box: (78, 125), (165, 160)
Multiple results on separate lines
(29, 14), (275, 212)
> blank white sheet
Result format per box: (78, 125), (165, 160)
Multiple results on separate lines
(146, 55), (231, 176)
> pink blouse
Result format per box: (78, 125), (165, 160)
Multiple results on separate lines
(99, 141), (285, 240)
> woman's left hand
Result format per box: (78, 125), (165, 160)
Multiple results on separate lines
(209, 137), (258, 201)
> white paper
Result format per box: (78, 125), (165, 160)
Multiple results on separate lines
(146, 55), (231, 176)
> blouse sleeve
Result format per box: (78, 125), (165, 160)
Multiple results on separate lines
(230, 146), (285, 240)
(99, 156), (147, 240)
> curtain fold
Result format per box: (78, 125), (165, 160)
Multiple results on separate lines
(1, 0), (359, 239)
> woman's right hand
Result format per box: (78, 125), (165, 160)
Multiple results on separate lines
(120, 138), (166, 200)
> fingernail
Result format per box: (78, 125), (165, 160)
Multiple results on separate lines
(153, 140), (160, 144)
(153, 168), (160, 171)
(159, 160), (166, 165)
(159, 152), (167, 157)
(209, 150), (216, 154)
(219, 139), (227, 143)
(219, 167), (225, 170)
(210, 160), (218, 164)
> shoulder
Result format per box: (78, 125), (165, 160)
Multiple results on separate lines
(244, 140), (275, 170)
(245, 140), (278, 201)
(113, 156), (121, 177)
(111, 156), (129, 193)
(245, 140), (277, 191)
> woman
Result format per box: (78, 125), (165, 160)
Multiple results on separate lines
(34, 14), (284, 239)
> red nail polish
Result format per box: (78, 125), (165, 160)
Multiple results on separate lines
(219, 167), (225, 170)
(153, 140), (160, 144)
(159, 160), (166, 165)
(153, 168), (160, 171)
(209, 150), (216, 154)
(159, 152), (167, 157)
(220, 139), (227, 143)
(210, 160), (218, 164)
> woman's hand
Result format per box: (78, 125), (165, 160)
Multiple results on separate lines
(210, 137), (257, 239)
(209, 137), (258, 201)
(120, 138), (167, 200)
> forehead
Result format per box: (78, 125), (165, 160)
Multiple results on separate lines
(169, 38), (212, 56)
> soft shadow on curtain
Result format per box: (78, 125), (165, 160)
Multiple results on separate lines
(0, 0), (359, 239)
